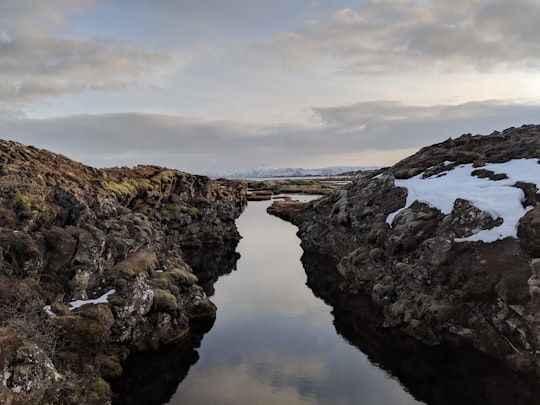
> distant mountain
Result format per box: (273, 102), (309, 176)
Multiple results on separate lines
(201, 166), (380, 179)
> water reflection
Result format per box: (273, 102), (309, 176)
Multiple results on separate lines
(111, 318), (214, 405)
(301, 252), (540, 405)
(113, 196), (540, 404)
(111, 242), (240, 404)
(167, 199), (421, 404)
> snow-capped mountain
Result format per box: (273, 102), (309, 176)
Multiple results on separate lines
(201, 166), (379, 179)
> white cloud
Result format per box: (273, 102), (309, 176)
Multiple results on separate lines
(0, 0), (170, 101)
(264, 0), (540, 74)
(2, 100), (538, 173)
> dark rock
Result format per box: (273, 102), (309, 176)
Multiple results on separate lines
(282, 125), (540, 381)
(0, 139), (247, 403)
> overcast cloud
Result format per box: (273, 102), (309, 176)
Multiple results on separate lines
(1, 0), (539, 174)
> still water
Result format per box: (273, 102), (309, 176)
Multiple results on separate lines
(167, 197), (422, 404)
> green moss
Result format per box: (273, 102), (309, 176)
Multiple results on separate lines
(152, 289), (179, 313)
(10, 189), (46, 218)
(168, 267), (198, 285)
(161, 203), (200, 219)
(111, 250), (158, 277)
(99, 355), (123, 380)
(150, 274), (179, 295)
(92, 378), (111, 401)
(101, 178), (153, 197)
(151, 169), (177, 184)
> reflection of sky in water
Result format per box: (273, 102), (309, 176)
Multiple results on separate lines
(168, 199), (423, 405)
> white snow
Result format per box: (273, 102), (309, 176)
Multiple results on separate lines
(68, 289), (116, 310)
(386, 158), (540, 243)
(43, 289), (116, 316)
(43, 305), (55, 317)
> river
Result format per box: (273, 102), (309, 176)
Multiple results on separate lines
(166, 196), (422, 404)
(114, 196), (540, 405)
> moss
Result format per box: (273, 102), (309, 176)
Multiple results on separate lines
(10, 189), (46, 218)
(150, 274), (179, 295)
(395, 168), (422, 179)
(152, 289), (179, 313)
(91, 378), (111, 403)
(111, 250), (158, 277)
(351, 247), (371, 266)
(151, 169), (177, 184)
(106, 292), (126, 307)
(0, 327), (23, 369)
(150, 266), (198, 293)
(101, 178), (153, 197)
(168, 267), (198, 285)
(368, 248), (384, 260)
(161, 203), (200, 219)
(99, 355), (123, 380)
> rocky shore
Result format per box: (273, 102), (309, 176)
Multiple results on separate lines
(246, 178), (344, 201)
(270, 124), (540, 380)
(0, 140), (246, 404)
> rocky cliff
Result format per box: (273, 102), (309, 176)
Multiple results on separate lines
(0, 140), (246, 404)
(273, 124), (540, 380)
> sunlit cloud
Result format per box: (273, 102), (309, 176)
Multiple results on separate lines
(2, 100), (539, 172)
(0, 0), (170, 101)
(264, 0), (540, 74)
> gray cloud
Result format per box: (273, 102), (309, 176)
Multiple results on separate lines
(1, 100), (539, 173)
(265, 0), (540, 73)
(0, 0), (170, 101)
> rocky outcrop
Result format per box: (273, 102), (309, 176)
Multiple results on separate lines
(246, 178), (342, 201)
(283, 124), (540, 379)
(0, 140), (246, 404)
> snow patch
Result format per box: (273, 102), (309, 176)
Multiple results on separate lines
(69, 289), (116, 310)
(386, 158), (540, 243)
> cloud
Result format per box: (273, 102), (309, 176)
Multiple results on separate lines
(0, 0), (170, 101)
(1, 100), (539, 173)
(264, 0), (540, 74)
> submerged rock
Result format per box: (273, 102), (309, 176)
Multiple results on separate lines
(0, 139), (246, 404)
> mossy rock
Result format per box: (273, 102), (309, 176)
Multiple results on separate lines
(150, 169), (177, 184)
(368, 248), (384, 260)
(168, 267), (198, 285)
(395, 168), (422, 179)
(101, 178), (152, 197)
(99, 355), (123, 380)
(57, 316), (110, 351)
(111, 250), (158, 277)
(149, 274), (180, 295)
(152, 289), (179, 313)
(0, 327), (23, 369)
(495, 271), (529, 304)
(351, 247), (371, 265)
(161, 203), (200, 219)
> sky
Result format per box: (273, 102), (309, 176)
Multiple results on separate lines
(1, 0), (540, 174)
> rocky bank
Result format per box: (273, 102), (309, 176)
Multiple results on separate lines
(0, 140), (246, 404)
(271, 124), (540, 380)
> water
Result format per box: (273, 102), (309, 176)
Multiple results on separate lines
(113, 195), (540, 404)
(167, 196), (422, 404)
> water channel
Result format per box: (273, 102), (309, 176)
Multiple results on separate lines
(167, 196), (421, 404)
(115, 196), (540, 405)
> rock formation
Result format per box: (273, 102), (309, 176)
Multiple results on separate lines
(0, 140), (246, 404)
(271, 124), (540, 380)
